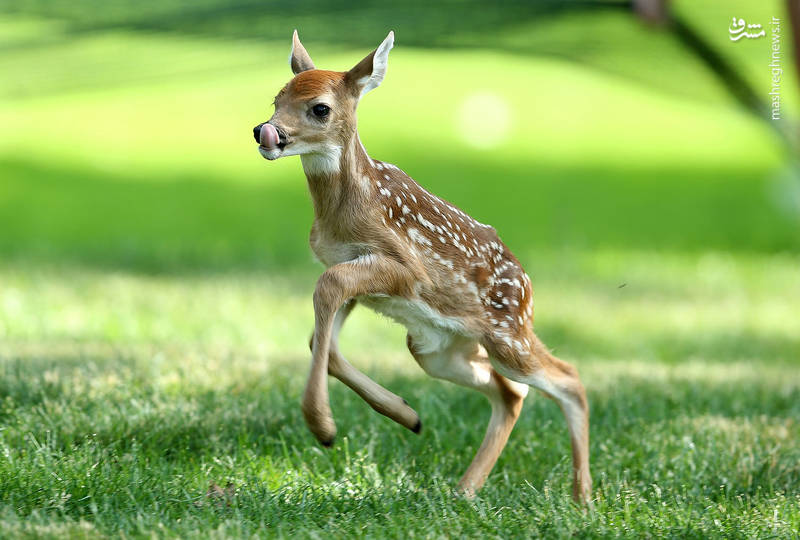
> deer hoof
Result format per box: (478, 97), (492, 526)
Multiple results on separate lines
(320, 437), (335, 448)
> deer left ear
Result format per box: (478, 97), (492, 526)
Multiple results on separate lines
(346, 31), (394, 97)
(289, 29), (315, 75)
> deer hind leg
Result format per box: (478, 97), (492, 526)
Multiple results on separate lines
(486, 331), (592, 504)
(309, 299), (420, 433)
(407, 333), (529, 497)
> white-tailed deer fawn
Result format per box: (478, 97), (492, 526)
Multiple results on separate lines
(253, 31), (592, 503)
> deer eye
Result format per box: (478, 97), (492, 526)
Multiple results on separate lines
(311, 104), (330, 118)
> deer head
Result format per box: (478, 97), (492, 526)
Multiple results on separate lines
(253, 30), (394, 176)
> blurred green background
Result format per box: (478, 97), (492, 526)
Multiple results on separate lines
(1, 1), (799, 537)
(1, 0), (797, 270)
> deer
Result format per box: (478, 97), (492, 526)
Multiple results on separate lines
(252, 30), (592, 504)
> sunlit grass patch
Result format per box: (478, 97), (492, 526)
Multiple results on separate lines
(0, 19), (781, 180)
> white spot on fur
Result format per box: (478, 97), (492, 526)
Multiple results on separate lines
(407, 227), (431, 246)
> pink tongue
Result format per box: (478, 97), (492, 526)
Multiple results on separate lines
(259, 123), (280, 149)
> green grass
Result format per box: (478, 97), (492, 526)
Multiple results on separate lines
(1, 253), (799, 537)
(1, 2), (799, 537)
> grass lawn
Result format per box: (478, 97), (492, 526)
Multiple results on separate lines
(1, 2), (799, 537)
(1, 253), (799, 537)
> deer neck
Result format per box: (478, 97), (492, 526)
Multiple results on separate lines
(301, 131), (373, 225)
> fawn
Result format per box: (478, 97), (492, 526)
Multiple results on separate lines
(253, 31), (592, 503)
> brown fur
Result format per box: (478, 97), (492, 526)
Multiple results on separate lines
(289, 70), (345, 101)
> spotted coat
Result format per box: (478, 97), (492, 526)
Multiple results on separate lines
(355, 158), (535, 362)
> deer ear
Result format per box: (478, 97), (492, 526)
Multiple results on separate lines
(289, 29), (315, 74)
(346, 31), (394, 97)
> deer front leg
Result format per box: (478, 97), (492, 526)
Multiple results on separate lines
(304, 255), (416, 446)
(309, 300), (421, 433)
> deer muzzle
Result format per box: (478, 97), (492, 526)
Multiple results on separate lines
(255, 122), (280, 150)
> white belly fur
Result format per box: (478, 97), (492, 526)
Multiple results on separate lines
(358, 294), (471, 355)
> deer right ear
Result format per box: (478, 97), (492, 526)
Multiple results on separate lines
(345, 31), (394, 98)
(289, 30), (315, 75)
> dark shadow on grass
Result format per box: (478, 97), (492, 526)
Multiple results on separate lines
(2, 1), (626, 50)
(1, 155), (796, 274)
(0, 156), (315, 273)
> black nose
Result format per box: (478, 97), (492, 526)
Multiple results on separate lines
(253, 123), (264, 144)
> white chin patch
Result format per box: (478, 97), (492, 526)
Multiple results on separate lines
(301, 146), (342, 176)
(258, 146), (281, 160)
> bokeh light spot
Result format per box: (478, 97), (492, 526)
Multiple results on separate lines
(456, 92), (511, 148)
